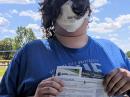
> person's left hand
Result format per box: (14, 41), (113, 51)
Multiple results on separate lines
(103, 68), (130, 96)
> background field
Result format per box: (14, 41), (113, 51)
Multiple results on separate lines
(0, 66), (7, 78)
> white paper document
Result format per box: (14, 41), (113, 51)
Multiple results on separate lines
(56, 66), (109, 97)
(57, 76), (109, 97)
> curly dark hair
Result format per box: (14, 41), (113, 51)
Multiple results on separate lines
(40, 0), (92, 38)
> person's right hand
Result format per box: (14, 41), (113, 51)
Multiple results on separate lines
(34, 77), (64, 97)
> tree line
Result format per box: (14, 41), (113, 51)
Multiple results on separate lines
(0, 26), (36, 60)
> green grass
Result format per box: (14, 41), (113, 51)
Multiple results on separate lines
(0, 66), (7, 77)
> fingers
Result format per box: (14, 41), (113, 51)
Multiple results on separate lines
(39, 77), (64, 87)
(49, 77), (64, 87)
(105, 72), (123, 93)
(36, 77), (64, 97)
(108, 77), (127, 96)
(40, 87), (59, 96)
(39, 80), (64, 92)
(44, 95), (55, 97)
(115, 82), (130, 96)
(103, 68), (130, 96)
(103, 69), (119, 89)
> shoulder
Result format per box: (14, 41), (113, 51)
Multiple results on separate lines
(90, 37), (123, 59)
(91, 37), (130, 69)
(15, 39), (49, 56)
(25, 39), (44, 48)
(91, 37), (120, 51)
(22, 39), (52, 51)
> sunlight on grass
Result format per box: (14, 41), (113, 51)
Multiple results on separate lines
(0, 66), (7, 77)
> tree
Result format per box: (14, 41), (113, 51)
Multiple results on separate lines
(0, 27), (36, 60)
(0, 38), (14, 60)
(127, 51), (130, 58)
(14, 27), (36, 49)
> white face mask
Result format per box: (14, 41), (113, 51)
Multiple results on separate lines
(56, 0), (89, 32)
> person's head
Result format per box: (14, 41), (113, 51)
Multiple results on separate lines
(40, 0), (91, 38)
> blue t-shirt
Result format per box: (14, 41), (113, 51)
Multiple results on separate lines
(0, 36), (130, 97)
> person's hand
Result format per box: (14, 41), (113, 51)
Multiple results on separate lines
(103, 68), (130, 96)
(34, 77), (64, 97)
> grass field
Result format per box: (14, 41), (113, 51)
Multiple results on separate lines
(0, 66), (7, 77)
(0, 60), (10, 78)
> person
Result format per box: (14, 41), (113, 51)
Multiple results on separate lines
(0, 0), (130, 97)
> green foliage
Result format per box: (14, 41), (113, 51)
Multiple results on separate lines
(0, 26), (37, 60)
(14, 27), (36, 49)
(127, 51), (130, 58)
(0, 38), (14, 60)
